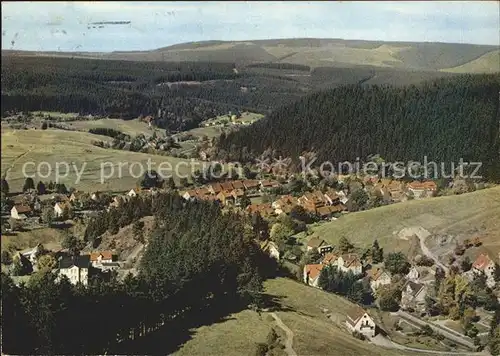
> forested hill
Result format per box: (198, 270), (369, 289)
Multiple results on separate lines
(217, 74), (500, 181)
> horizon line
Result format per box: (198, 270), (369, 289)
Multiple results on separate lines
(1, 36), (498, 54)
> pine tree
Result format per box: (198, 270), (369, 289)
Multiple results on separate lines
(338, 236), (354, 254)
(0, 178), (9, 194)
(36, 181), (46, 195)
(371, 239), (384, 263)
(23, 177), (35, 192)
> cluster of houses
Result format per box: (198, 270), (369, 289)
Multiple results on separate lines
(180, 179), (266, 204)
(8, 188), (157, 223)
(354, 176), (438, 202)
(303, 236), (499, 319)
(179, 179), (349, 221)
(19, 245), (119, 286)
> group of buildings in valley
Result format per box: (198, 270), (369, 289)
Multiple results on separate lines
(18, 246), (120, 286)
(302, 235), (499, 339)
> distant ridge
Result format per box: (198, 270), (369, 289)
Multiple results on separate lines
(2, 38), (498, 73)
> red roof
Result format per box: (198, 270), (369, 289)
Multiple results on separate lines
(304, 264), (324, 280)
(322, 253), (338, 265)
(232, 180), (245, 189)
(90, 251), (114, 262)
(473, 253), (494, 271)
(209, 183), (223, 193)
(341, 254), (362, 268)
(13, 204), (32, 213)
(220, 182), (234, 191)
(408, 180), (437, 191)
(242, 180), (260, 189)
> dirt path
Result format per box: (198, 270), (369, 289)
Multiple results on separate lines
(399, 226), (449, 273)
(270, 312), (297, 356)
(4, 145), (34, 180)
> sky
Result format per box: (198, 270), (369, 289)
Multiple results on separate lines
(2, 1), (499, 52)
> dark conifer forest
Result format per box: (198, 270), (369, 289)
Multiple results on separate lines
(1, 193), (277, 355)
(2, 55), (459, 132)
(217, 74), (500, 180)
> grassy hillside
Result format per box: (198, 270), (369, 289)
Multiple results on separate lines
(4, 38), (497, 73)
(175, 278), (428, 356)
(311, 186), (500, 255)
(64, 118), (154, 137)
(0, 128), (195, 192)
(441, 50), (500, 74)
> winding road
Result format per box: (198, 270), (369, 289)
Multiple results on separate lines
(270, 312), (297, 356)
(402, 226), (449, 274)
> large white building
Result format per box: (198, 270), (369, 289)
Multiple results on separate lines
(345, 306), (376, 338)
(57, 255), (90, 286)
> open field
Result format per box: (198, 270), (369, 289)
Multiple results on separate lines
(1, 227), (67, 252)
(175, 278), (428, 356)
(1, 128), (199, 192)
(311, 187), (500, 255)
(65, 118), (155, 137)
(441, 50), (500, 74)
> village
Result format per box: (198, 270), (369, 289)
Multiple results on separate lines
(1, 169), (497, 352)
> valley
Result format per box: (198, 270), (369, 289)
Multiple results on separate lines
(1, 11), (499, 355)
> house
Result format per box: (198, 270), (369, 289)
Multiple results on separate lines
(337, 254), (363, 275)
(298, 191), (327, 213)
(217, 190), (235, 206)
(407, 181), (437, 199)
(303, 264), (324, 288)
(260, 240), (280, 260)
(321, 252), (338, 265)
(90, 251), (115, 267)
(57, 255), (90, 286)
(109, 196), (125, 208)
(323, 189), (341, 205)
(242, 180), (260, 192)
(231, 188), (246, 199)
(91, 192), (100, 201)
(70, 191), (86, 203)
(272, 195), (298, 215)
(336, 190), (349, 205)
(387, 180), (406, 202)
(207, 183), (224, 195)
(11, 204), (32, 219)
(345, 306), (376, 338)
(472, 253), (497, 288)
(400, 281), (428, 312)
(54, 202), (71, 218)
(306, 237), (333, 255)
(259, 180), (280, 191)
(246, 203), (275, 218)
(316, 204), (346, 220)
(21, 243), (43, 265)
(127, 188), (139, 197)
(406, 265), (420, 281)
(32, 199), (41, 212)
(367, 267), (392, 291)
(231, 180), (245, 190)
(220, 181), (235, 191)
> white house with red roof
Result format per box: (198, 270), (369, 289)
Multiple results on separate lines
(303, 264), (324, 288)
(337, 253), (363, 275)
(366, 267), (392, 291)
(345, 306), (376, 338)
(472, 253), (497, 287)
